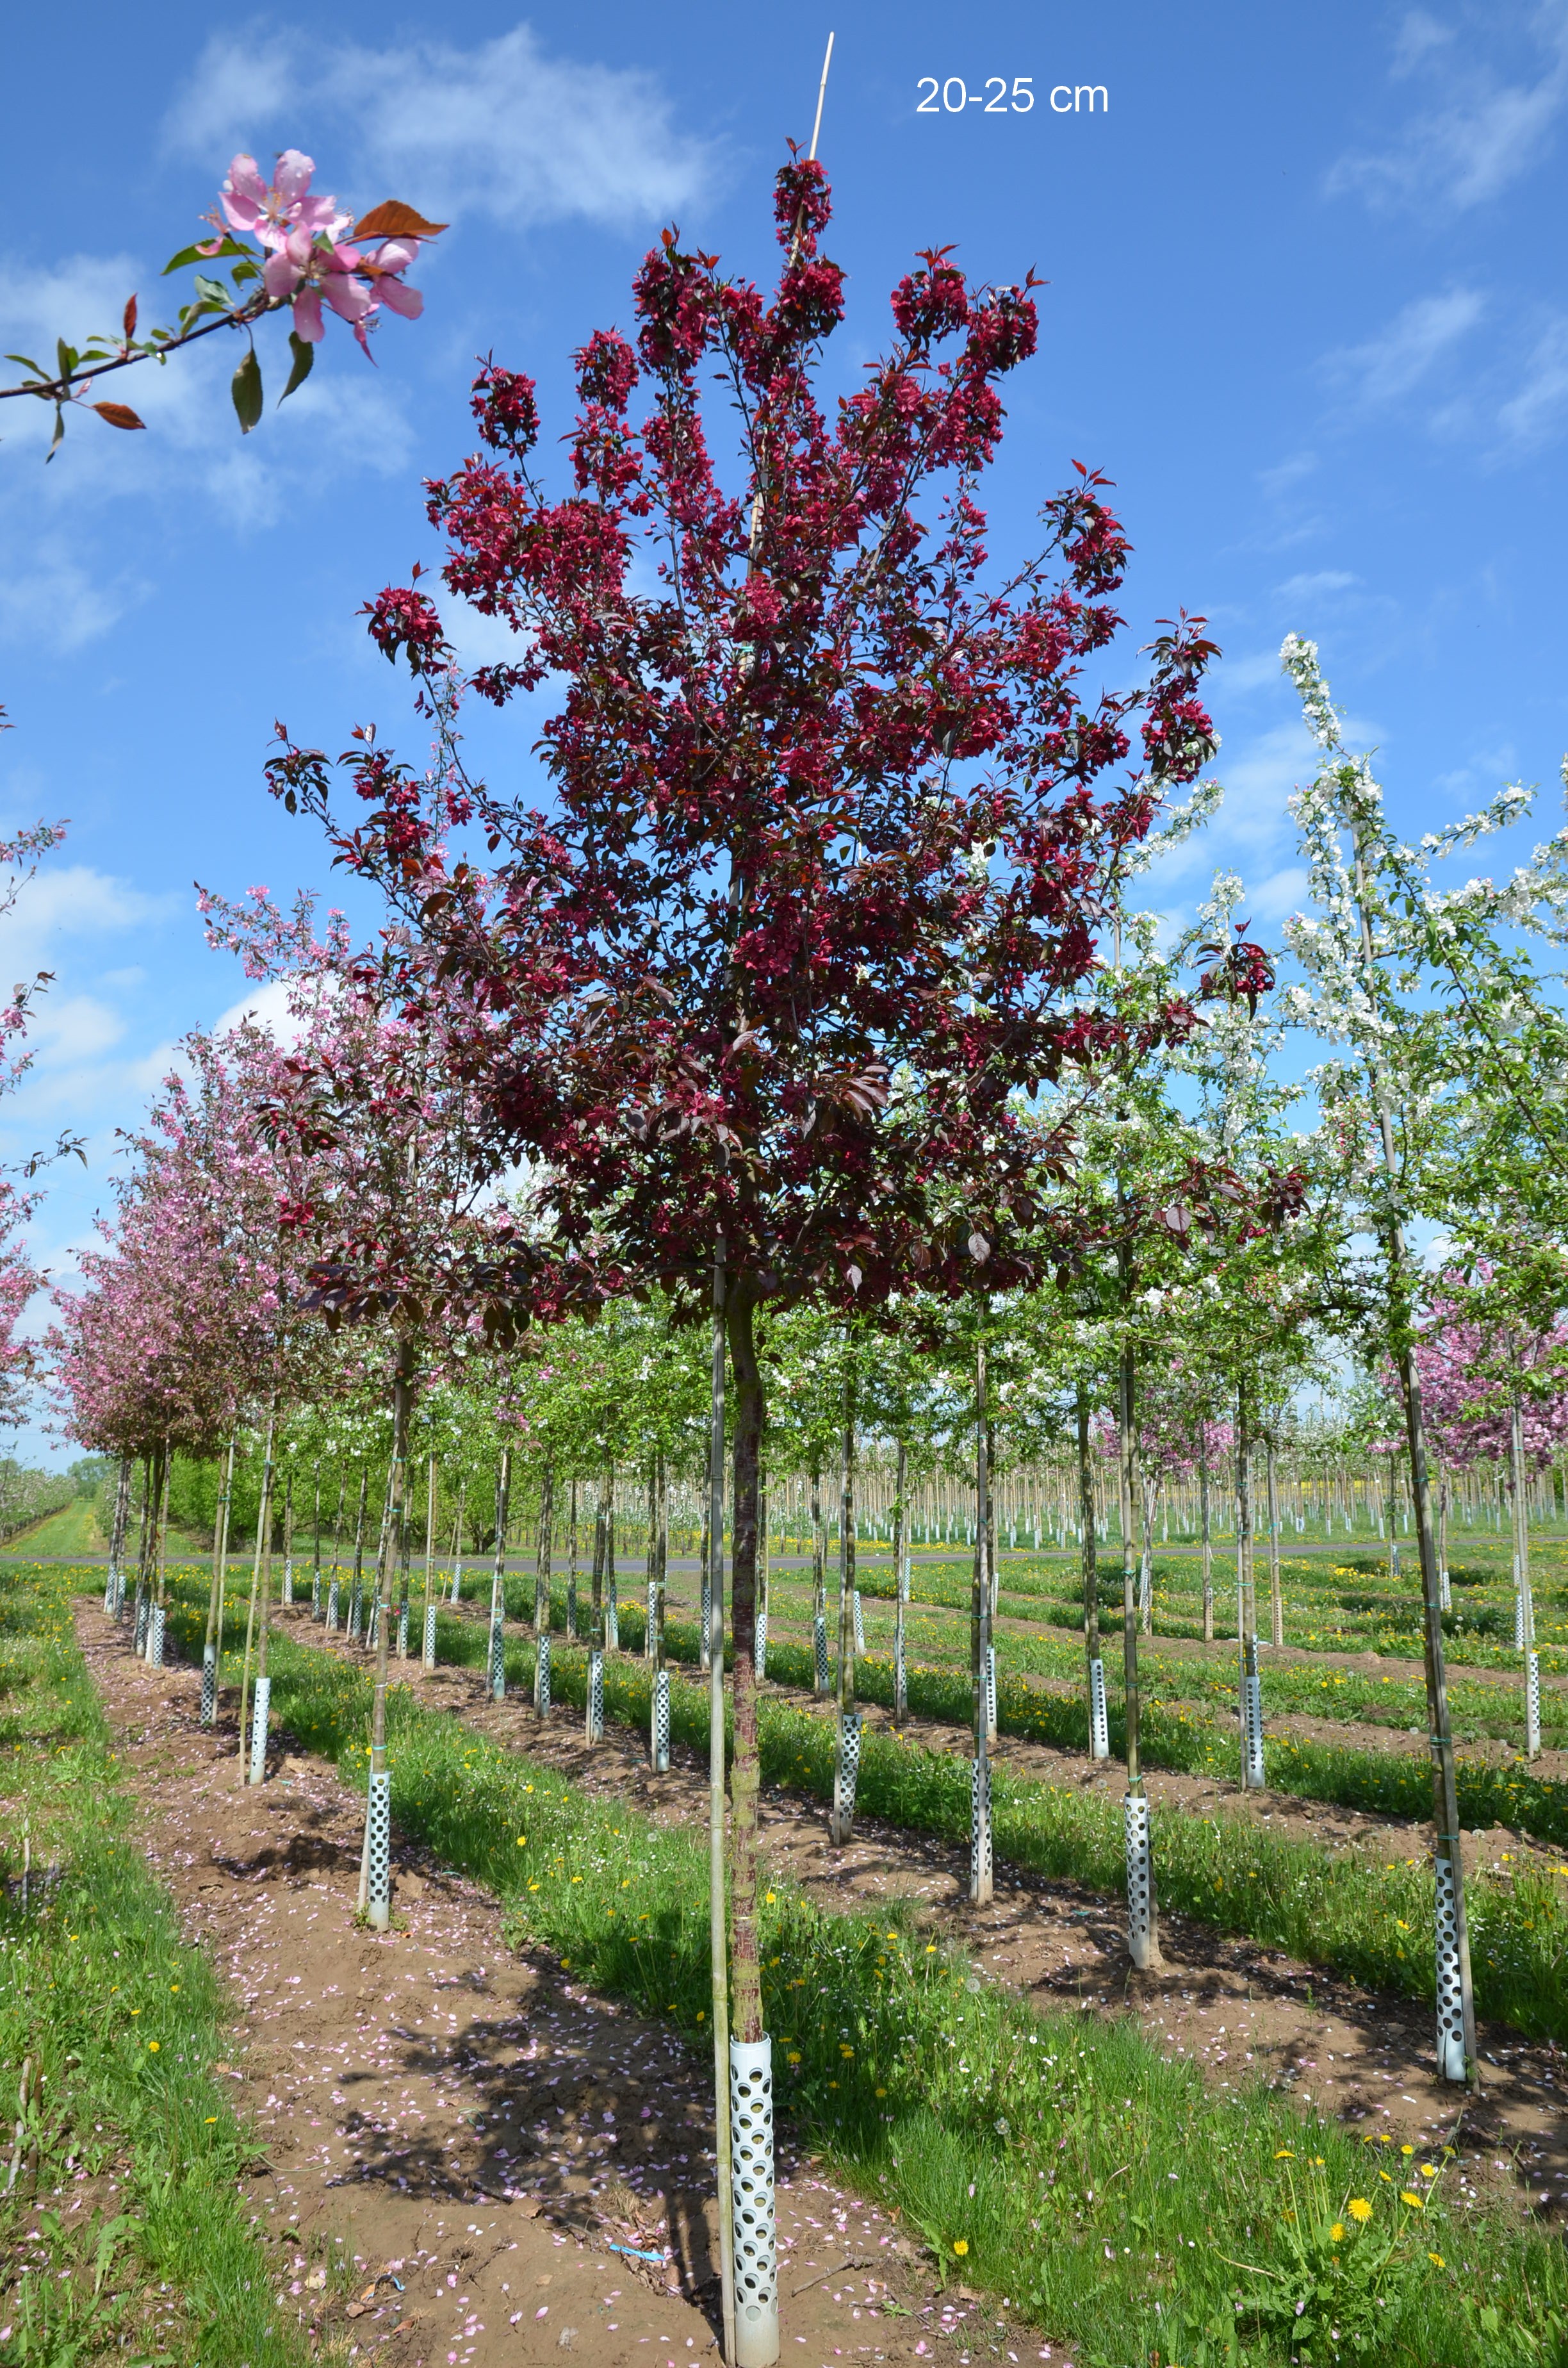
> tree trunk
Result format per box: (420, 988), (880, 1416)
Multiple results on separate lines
(810, 1468), (827, 1697)
(706, 1248), (737, 2368)
(726, 1288), (765, 2043)
(892, 1436), (908, 1722)
(201, 1436), (237, 1725)
(240, 1417), (276, 1786)
(830, 1374), (859, 1845)
(1266, 1436), (1284, 1649)
(591, 1472), (607, 1643)
(1119, 1338), (1159, 1969)
(1199, 1430), (1214, 1642)
(1077, 1384), (1107, 1760)
(488, 1449), (512, 1700)
(970, 1343), (993, 1904)
(365, 1339), (414, 1925)
(350, 1470), (369, 1640)
(534, 1463), (555, 1715)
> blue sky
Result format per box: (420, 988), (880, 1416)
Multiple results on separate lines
(3, 1), (1567, 1458)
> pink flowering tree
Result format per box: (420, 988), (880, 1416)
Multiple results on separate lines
(1409, 1265), (1568, 1472)
(1, 149), (441, 454)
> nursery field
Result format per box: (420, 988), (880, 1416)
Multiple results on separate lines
(12, 1552), (1560, 2366)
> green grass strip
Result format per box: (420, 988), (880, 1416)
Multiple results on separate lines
(0, 1564), (313, 2367)
(191, 1613), (1566, 2368)
(151, 1568), (1568, 2043)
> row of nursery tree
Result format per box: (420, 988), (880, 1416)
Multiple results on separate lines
(29, 147), (1568, 2368)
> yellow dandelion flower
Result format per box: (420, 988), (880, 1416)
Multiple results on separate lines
(1348, 2198), (1373, 2223)
(1330, 2223), (1346, 2242)
(952, 2239), (969, 2258)
(1400, 2191), (1424, 2209)
(1428, 2251), (1445, 2267)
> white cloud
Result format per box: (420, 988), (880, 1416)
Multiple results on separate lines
(0, 865), (179, 983)
(1274, 569), (1360, 604)
(1325, 288), (1485, 408)
(212, 974), (304, 1044)
(164, 22), (714, 234)
(1329, 6), (1568, 211)
(0, 542), (141, 655)
(1496, 312), (1568, 447)
(26, 993), (127, 1064)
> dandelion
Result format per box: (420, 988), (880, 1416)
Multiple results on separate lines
(148, 2040), (159, 2051)
(1330, 2223), (1346, 2242)
(1348, 2199), (1373, 2223)
(1428, 2251), (1445, 2267)
(952, 2240), (968, 2257)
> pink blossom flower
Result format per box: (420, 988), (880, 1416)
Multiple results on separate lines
(220, 151), (346, 251)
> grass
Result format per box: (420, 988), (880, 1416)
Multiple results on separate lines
(0, 1562), (321, 2367)
(152, 1566), (1568, 2043)
(153, 1606), (1568, 2368)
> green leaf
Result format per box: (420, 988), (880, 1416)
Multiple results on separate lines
(47, 403), (65, 461)
(192, 274), (233, 311)
(56, 338), (77, 381)
(231, 348), (263, 434)
(163, 236), (250, 275)
(4, 352), (45, 374)
(279, 331), (315, 404)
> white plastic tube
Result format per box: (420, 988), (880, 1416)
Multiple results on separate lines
(730, 2037), (778, 2368)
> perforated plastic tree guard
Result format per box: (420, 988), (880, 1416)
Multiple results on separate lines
(1435, 1854), (1466, 2082)
(1088, 1657), (1109, 1760)
(249, 1675), (270, 1787)
(969, 1755), (993, 1904)
(587, 1648), (605, 1743)
(730, 2036), (778, 2367)
(423, 1601), (438, 1670)
(200, 1643), (216, 1728)
(1125, 1793), (1155, 1970)
(812, 1615), (829, 1692)
(366, 1771), (393, 1930)
(652, 1668), (671, 1772)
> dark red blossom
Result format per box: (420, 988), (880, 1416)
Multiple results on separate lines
(470, 359), (539, 455)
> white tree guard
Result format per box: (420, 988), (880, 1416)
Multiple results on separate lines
(366, 1770), (393, 1930)
(1439, 1565), (1451, 1615)
(853, 1590), (865, 1652)
(326, 1578), (340, 1633)
(147, 1606), (165, 1668)
(1526, 1651), (1542, 1759)
(282, 1561), (293, 1606)
(423, 1601), (438, 1670)
(249, 1675), (270, 1786)
(969, 1755), (993, 1904)
(397, 1602), (409, 1659)
(200, 1643), (217, 1728)
(812, 1615), (829, 1693)
(102, 1567), (115, 1615)
(366, 1596), (380, 1652)
(1242, 1674), (1266, 1790)
(133, 1591), (149, 1656)
(488, 1617), (507, 1701)
(730, 2035), (778, 2366)
(1088, 1658), (1110, 1760)
(606, 1586), (619, 1649)
(450, 1561), (464, 1604)
(587, 1647), (605, 1743)
(535, 1632), (552, 1716)
(652, 1668), (671, 1772)
(755, 1602), (768, 1678)
(1514, 1588), (1526, 1650)
(348, 1582), (363, 1642)
(1434, 1853), (1466, 2082)
(1125, 1793), (1155, 1970)
(894, 1628), (906, 1720)
(984, 1645), (997, 1743)
(830, 1710), (862, 1843)
(645, 1579), (657, 1655)
(311, 1572), (322, 1615)
(113, 1568), (126, 1620)
(701, 1574), (712, 1665)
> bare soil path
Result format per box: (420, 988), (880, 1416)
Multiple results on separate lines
(77, 1608), (986, 2368)
(377, 1611), (1568, 2235)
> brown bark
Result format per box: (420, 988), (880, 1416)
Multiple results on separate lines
(726, 1285), (765, 2047)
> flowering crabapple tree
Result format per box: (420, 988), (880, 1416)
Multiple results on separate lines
(266, 152), (1220, 2353)
(200, 880), (496, 1909)
(1, 149), (441, 455)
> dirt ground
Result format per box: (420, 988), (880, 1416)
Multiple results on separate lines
(72, 1594), (1567, 2368)
(381, 1604), (1568, 2232)
(78, 1609), (1020, 2368)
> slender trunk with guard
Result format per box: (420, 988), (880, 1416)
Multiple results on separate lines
(892, 1436), (908, 1721)
(364, 1339), (414, 1925)
(201, 1436), (237, 1723)
(707, 1247), (737, 2368)
(829, 1374), (859, 1845)
(1199, 1429), (1214, 1643)
(1266, 1436), (1284, 1649)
